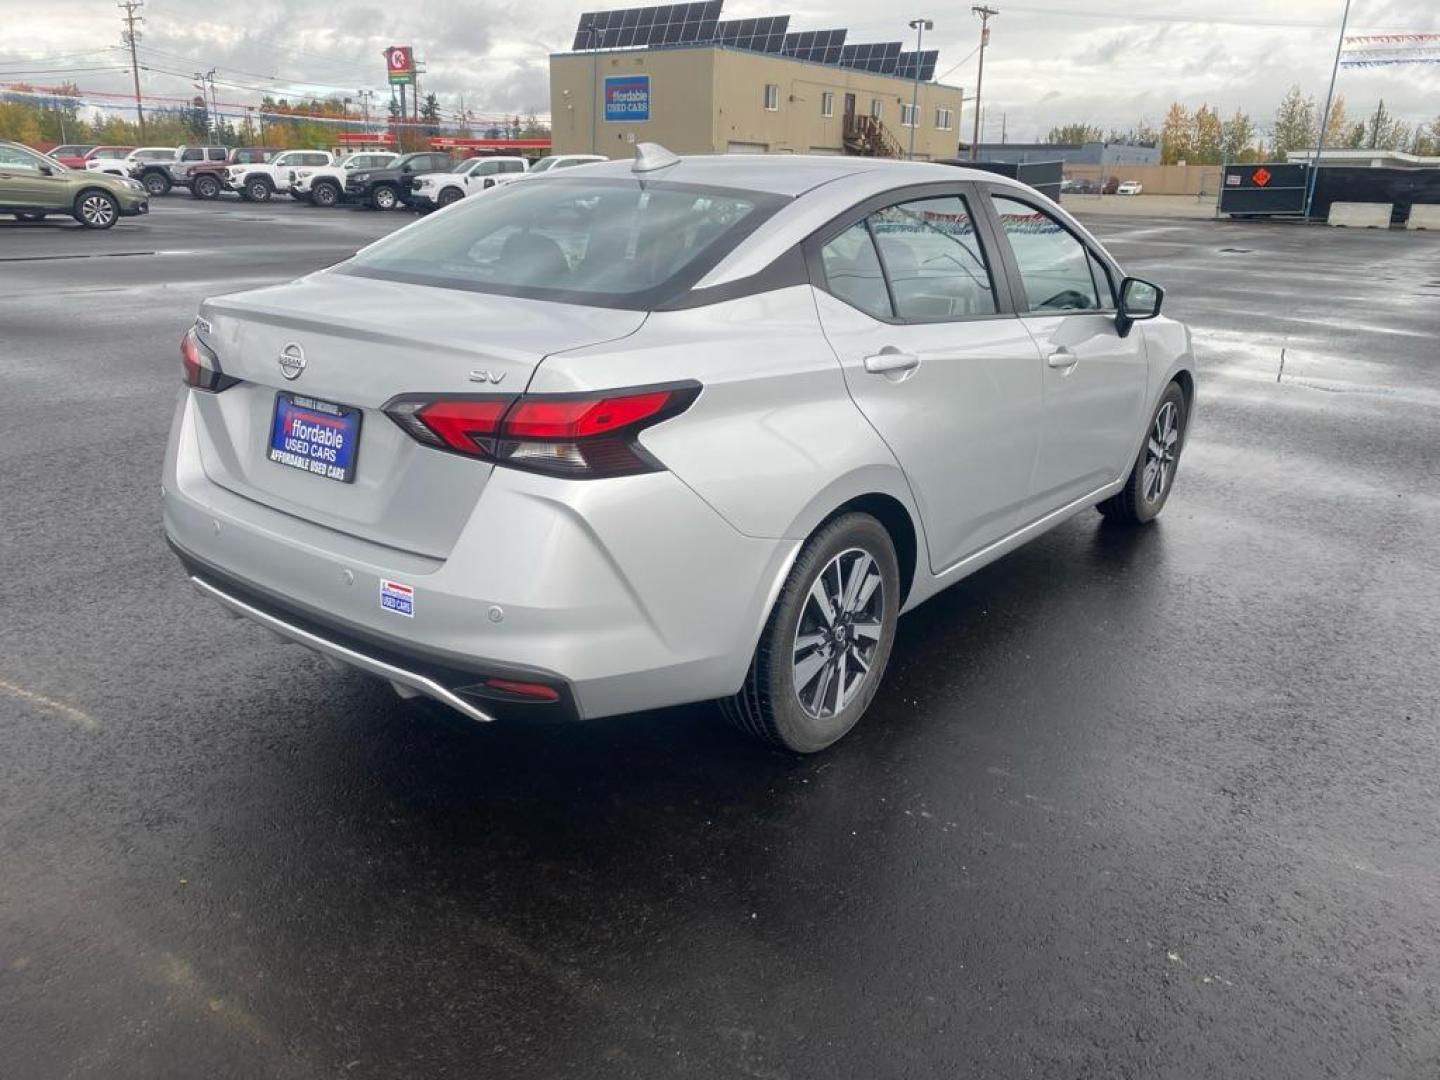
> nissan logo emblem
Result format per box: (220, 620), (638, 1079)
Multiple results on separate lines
(278, 343), (306, 380)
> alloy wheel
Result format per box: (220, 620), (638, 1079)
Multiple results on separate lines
(314, 184), (337, 206)
(80, 194), (116, 227)
(375, 187), (397, 209)
(1142, 400), (1179, 504)
(791, 547), (885, 720)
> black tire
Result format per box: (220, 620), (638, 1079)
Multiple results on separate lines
(437, 187), (463, 207)
(73, 189), (120, 230)
(370, 184), (398, 210)
(191, 174), (221, 200)
(245, 177), (273, 202)
(141, 170), (171, 197)
(721, 513), (900, 753)
(15, 211), (46, 222)
(311, 180), (340, 207)
(1097, 380), (1188, 525)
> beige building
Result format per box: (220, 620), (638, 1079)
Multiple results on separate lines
(550, 45), (964, 161)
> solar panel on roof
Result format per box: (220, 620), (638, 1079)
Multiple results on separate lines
(781, 28), (846, 64)
(573, 0), (721, 50)
(715, 15), (790, 53)
(896, 49), (938, 81)
(839, 41), (902, 73)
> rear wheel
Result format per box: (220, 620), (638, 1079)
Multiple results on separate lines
(192, 174), (221, 199)
(311, 180), (340, 207)
(245, 177), (273, 202)
(370, 184), (399, 210)
(721, 513), (900, 753)
(1097, 381), (1187, 525)
(74, 190), (119, 229)
(141, 171), (171, 197)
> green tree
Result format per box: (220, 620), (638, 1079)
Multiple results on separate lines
(1413, 116), (1440, 156)
(1364, 99), (1410, 150)
(1220, 109), (1257, 161)
(1271, 85), (1316, 156)
(1045, 123), (1104, 144)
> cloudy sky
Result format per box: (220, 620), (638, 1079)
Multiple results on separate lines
(2, 0), (1436, 138)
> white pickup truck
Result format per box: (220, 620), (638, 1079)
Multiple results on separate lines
(226, 149), (333, 202)
(290, 152), (398, 207)
(408, 156), (528, 209)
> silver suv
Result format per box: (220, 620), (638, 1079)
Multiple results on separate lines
(164, 149), (1194, 753)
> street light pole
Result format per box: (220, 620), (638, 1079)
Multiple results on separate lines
(1304, 0), (1352, 221)
(586, 22), (605, 154)
(969, 5), (997, 161)
(907, 18), (933, 161)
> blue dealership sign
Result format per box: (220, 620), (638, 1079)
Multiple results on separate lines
(604, 75), (650, 122)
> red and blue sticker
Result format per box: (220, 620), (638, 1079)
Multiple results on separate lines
(380, 579), (414, 618)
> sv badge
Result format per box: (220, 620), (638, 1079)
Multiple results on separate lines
(468, 369), (505, 384)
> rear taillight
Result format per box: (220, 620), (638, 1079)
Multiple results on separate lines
(180, 326), (238, 392)
(382, 382), (699, 479)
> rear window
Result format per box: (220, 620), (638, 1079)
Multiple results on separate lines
(340, 177), (785, 309)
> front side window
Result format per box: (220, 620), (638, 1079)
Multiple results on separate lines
(868, 196), (997, 318)
(342, 178), (781, 307)
(820, 222), (891, 319)
(181, 148), (203, 161)
(991, 195), (1100, 312)
(821, 92), (834, 118)
(764, 84), (779, 111)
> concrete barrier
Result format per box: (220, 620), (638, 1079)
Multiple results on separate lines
(1405, 204), (1440, 230)
(1327, 202), (1392, 228)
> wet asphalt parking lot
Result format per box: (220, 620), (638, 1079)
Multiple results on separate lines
(2, 194), (1439, 1079)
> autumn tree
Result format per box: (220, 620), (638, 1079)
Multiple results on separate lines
(1271, 85), (1316, 155)
(1190, 103), (1222, 163)
(1322, 94), (1349, 146)
(1220, 109), (1258, 161)
(1159, 102), (1192, 164)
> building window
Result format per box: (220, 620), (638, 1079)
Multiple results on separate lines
(821, 91), (834, 118)
(900, 103), (918, 128)
(935, 107), (953, 130)
(764, 84), (779, 111)
(870, 98), (882, 119)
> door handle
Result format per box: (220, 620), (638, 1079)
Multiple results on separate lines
(863, 350), (921, 375)
(1046, 347), (1078, 370)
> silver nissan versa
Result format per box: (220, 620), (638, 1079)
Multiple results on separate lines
(163, 145), (1195, 753)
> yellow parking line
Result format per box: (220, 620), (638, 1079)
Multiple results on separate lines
(0, 678), (97, 730)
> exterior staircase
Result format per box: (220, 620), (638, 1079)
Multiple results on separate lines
(844, 115), (905, 158)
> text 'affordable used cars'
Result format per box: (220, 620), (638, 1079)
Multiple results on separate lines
(163, 146), (1194, 753)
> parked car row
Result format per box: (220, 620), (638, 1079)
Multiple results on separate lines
(1060, 176), (1144, 196)
(5, 140), (612, 227)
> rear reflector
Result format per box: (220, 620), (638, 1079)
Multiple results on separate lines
(382, 382), (700, 479)
(483, 677), (561, 702)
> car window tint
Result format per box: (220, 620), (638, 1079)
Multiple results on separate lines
(209, 148), (226, 160)
(991, 195), (1100, 312)
(820, 221), (892, 319)
(345, 179), (774, 302)
(868, 196), (997, 319)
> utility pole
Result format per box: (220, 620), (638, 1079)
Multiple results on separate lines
(118, 0), (146, 138)
(969, 5), (997, 161)
(359, 89), (373, 134)
(1303, 0), (1350, 220)
(907, 18), (933, 161)
(1001, 111), (1007, 144)
(206, 70), (219, 141)
(584, 20), (605, 154)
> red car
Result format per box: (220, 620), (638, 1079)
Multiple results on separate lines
(47, 144), (97, 168)
(81, 145), (136, 167)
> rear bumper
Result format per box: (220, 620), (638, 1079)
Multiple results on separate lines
(162, 388), (794, 721)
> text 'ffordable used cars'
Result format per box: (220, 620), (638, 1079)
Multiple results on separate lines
(163, 145), (1194, 753)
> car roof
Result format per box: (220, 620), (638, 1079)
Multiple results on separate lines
(574, 153), (1019, 198)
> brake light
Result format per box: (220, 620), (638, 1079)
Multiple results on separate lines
(382, 382), (699, 479)
(180, 326), (238, 392)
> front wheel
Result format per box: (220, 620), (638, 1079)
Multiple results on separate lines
(311, 181), (340, 207)
(1097, 381), (1187, 524)
(142, 171), (171, 197)
(74, 190), (119, 229)
(437, 187), (463, 208)
(370, 184), (399, 210)
(245, 178), (273, 202)
(721, 513), (900, 753)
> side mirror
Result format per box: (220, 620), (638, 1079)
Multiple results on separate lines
(1117, 276), (1163, 338)
(40, 163), (55, 176)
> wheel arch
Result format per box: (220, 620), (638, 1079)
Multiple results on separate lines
(817, 493), (919, 607)
(73, 185), (118, 210)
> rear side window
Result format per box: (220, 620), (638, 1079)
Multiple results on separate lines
(820, 222), (891, 319)
(868, 196), (996, 318)
(208, 148), (227, 161)
(342, 178), (782, 308)
(181, 148), (202, 161)
(991, 195), (1100, 312)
